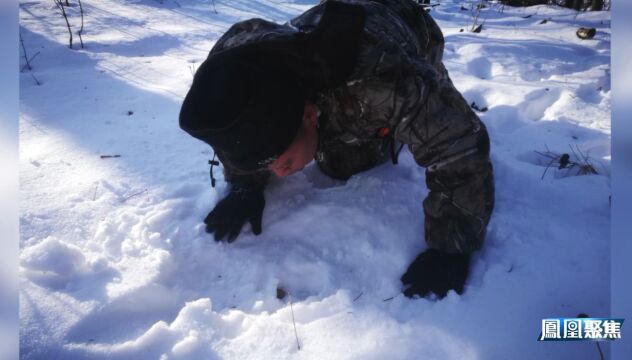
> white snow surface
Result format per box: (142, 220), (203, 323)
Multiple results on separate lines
(19, 1), (611, 359)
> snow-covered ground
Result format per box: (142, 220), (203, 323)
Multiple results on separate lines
(19, 0), (612, 359)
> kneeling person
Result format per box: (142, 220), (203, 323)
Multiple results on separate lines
(179, 0), (495, 299)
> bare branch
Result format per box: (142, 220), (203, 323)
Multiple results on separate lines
(541, 158), (557, 180)
(54, 0), (73, 49)
(21, 51), (40, 72)
(30, 72), (42, 86)
(78, 0), (85, 48)
(568, 144), (582, 164)
(471, 0), (484, 32)
(536, 145), (599, 179)
(596, 342), (604, 360)
(20, 33), (42, 85)
(19, 34), (33, 71)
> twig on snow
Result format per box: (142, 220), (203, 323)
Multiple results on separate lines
(21, 51), (40, 72)
(19, 34), (42, 85)
(596, 342), (604, 360)
(19, 34), (33, 71)
(122, 189), (147, 202)
(537, 153), (558, 180)
(577, 313), (605, 360)
(534, 144), (598, 180)
(568, 144), (598, 176)
(30, 72), (42, 86)
(288, 293), (301, 351)
(92, 182), (99, 201)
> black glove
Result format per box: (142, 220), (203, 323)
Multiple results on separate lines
(400, 249), (470, 299)
(204, 185), (265, 242)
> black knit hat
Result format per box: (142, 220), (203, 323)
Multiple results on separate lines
(179, 1), (366, 172)
(179, 55), (305, 171)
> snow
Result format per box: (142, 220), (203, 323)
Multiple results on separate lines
(19, 0), (613, 359)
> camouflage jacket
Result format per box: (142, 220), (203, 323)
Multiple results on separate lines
(210, 0), (494, 254)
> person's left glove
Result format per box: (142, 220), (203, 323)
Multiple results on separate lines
(400, 248), (470, 299)
(204, 185), (265, 242)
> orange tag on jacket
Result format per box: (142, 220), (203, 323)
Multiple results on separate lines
(376, 127), (391, 138)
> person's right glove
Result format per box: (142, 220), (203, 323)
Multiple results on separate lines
(204, 185), (265, 242)
(400, 248), (470, 299)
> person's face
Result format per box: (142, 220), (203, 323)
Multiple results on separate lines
(268, 101), (319, 177)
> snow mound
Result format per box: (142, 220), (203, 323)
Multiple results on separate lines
(66, 291), (478, 360)
(21, 237), (114, 290)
